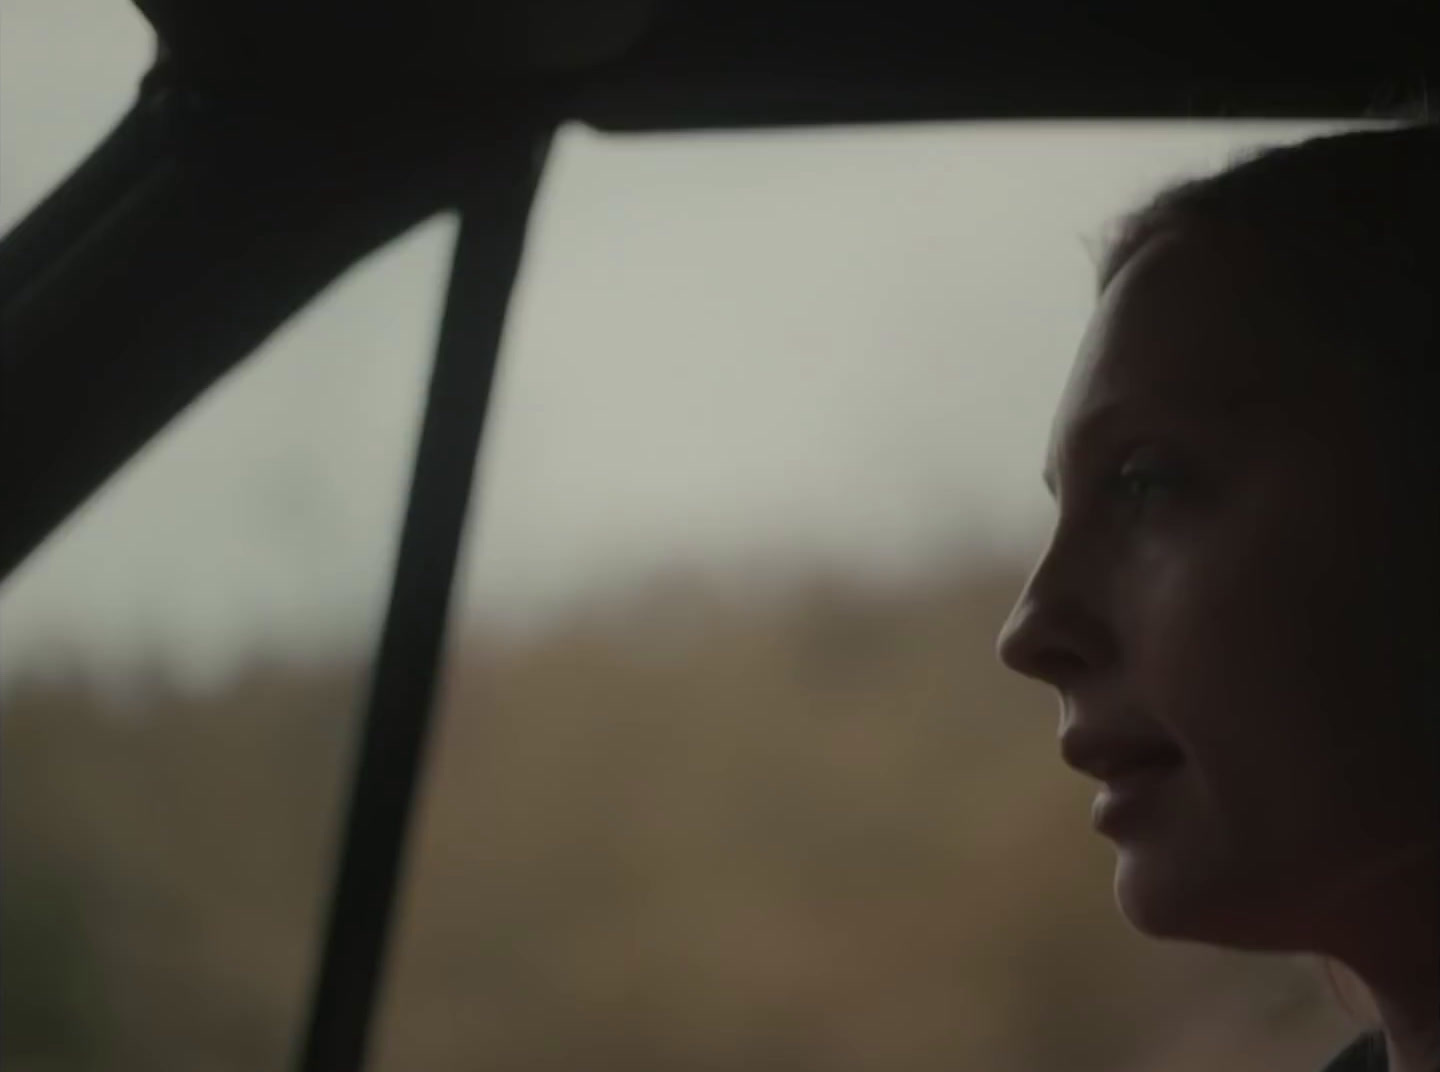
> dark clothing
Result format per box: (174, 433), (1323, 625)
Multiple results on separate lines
(1321, 1032), (1388, 1072)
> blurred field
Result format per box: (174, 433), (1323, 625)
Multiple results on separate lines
(2, 556), (1359, 1071)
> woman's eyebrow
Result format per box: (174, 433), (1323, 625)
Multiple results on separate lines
(1038, 390), (1219, 498)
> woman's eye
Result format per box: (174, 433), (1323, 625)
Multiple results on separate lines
(1111, 454), (1180, 507)
(1117, 468), (1165, 499)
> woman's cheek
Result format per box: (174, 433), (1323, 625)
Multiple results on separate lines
(1126, 533), (1292, 724)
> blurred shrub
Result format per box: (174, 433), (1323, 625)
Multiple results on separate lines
(1, 558), (1354, 1071)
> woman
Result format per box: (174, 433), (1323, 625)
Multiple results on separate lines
(995, 122), (1439, 1072)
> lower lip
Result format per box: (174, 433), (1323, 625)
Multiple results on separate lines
(1091, 761), (1183, 834)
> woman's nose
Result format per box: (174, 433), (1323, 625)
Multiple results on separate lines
(994, 556), (1109, 691)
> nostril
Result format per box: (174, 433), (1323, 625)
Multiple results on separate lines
(1029, 647), (1089, 689)
(999, 625), (1088, 688)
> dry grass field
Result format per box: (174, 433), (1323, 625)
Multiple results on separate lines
(1, 556), (1360, 1070)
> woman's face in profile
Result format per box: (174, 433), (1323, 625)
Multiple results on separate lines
(996, 225), (1437, 956)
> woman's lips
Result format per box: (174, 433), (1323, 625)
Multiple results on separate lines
(1090, 755), (1185, 834)
(1059, 726), (1184, 782)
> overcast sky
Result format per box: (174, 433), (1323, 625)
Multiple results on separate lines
(0, 0), (1349, 689)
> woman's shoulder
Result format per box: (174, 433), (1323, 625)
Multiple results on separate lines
(1319, 1032), (1388, 1072)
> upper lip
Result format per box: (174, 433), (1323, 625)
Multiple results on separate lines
(1059, 727), (1184, 782)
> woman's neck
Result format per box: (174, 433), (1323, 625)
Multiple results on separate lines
(1322, 844), (1439, 1072)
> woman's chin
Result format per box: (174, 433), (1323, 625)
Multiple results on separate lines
(1112, 851), (1305, 953)
(1112, 851), (1201, 940)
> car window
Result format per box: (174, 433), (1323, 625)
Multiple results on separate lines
(1, 201), (457, 1068)
(366, 121), (1366, 1072)
(0, 0), (154, 232)
(0, 6), (458, 1060)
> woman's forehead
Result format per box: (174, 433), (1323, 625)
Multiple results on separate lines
(1062, 227), (1337, 423)
(1039, 227), (1376, 492)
